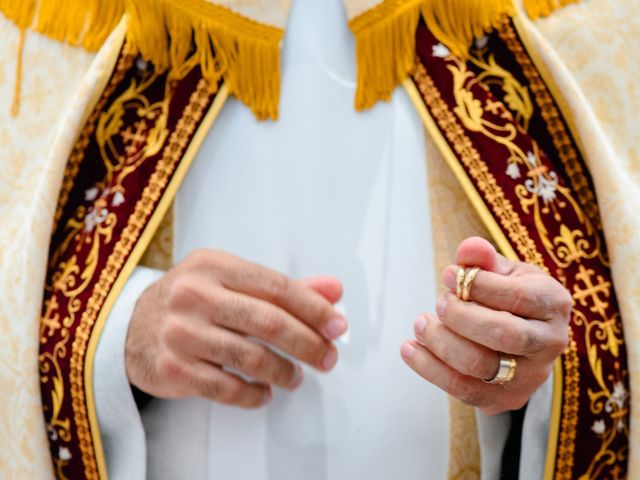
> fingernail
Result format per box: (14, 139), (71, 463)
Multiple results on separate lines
(414, 316), (428, 336)
(400, 342), (416, 359)
(289, 364), (304, 389)
(321, 348), (338, 371)
(323, 316), (347, 340)
(436, 294), (449, 317)
(443, 267), (457, 290)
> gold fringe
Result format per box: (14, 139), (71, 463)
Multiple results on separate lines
(349, 0), (515, 110)
(421, 0), (515, 58)
(0, 0), (124, 51)
(125, 0), (284, 121)
(523, 0), (582, 20)
(349, 0), (423, 110)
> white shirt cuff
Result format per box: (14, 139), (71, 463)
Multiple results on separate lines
(94, 266), (164, 480)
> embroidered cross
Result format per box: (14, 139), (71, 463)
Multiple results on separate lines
(573, 264), (611, 318)
(122, 119), (148, 156)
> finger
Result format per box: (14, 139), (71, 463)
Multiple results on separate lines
(303, 276), (343, 304)
(455, 237), (538, 276)
(414, 314), (500, 380)
(442, 266), (572, 321)
(400, 340), (495, 409)
(176, 324), (304, 390)
(436, 292), (565, 359)
(183, 361), (272, 408)
(208, 290), (338, 372)
(199, 251), (347, 340)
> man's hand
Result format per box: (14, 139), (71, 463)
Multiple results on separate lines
(401, 237), (572, 415)
(125, 250), (346, 408)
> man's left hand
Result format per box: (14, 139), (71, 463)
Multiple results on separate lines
(401, 237), (572, 415)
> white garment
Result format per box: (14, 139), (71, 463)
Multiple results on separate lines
(94, 0), (552, 478)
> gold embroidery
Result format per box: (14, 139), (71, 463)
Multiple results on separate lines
(497, 19), (603, 237)
(460, 43), (602, 272)
(413, 60), (545, 270)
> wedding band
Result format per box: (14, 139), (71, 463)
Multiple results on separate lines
(484, 354), (517, 385)
(455, 267), (466, 299)
(461, 267), (480, 302)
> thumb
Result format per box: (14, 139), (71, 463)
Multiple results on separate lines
(455, 237), (515, 276)
(302, 276), (344, 304)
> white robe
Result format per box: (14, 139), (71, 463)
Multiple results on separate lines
(93, 0), (551, 478)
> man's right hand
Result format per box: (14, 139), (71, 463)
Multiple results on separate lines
(125, 249), (346, 408)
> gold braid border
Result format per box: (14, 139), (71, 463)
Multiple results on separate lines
(556, 332), (580, 479)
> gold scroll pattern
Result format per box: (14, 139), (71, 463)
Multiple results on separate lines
(39, 48), (214, 478)
(414, 19), (628, 479)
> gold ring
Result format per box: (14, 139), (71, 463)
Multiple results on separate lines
(455, 267), (466, 299)
(484, 354), (517, 385)
(461, 267), (480, 302)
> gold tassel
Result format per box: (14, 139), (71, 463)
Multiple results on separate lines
(349, 0), (515, 111)
(0, 0), (124, 51)
(523, 0), (582, 20)
(125, 0), (284, 121)
(349, 0), (423, 111)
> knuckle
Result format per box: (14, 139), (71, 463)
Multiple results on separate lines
(511, 280), (537, 313)
(557, 288), (574, 320)
(266, 273), (290, 301)
(458, 388), (484, 408)
(467, 352), (494, 379)
(186, 248), (226, 269)
(260, 311), (285, 339)
(185, 249), (211, 267)
(549, 330), (570, 357)
(246, 349), (270, 374)
(161, 315), (190, 348)
(158, 354), (183, 380)
(222, 341), (249, 369)
(505, 395), (528, 412)
(197, 378), (223, 401)
(220, 380), (245, 404)
(226, 295), (250, 328)
(500, 322), (536, 355)
(167, 276), (200, 311)
(446, 372), (471, 399)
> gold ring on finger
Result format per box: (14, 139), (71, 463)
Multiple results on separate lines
(461, 267), (480, 302)
(483, 353), (517, 385)
(455, 266), (466, 299)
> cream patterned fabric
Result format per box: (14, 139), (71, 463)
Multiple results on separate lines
(0, 16), (125, 479)
(343, 0), (386, 19)
(519, 0), (640, 475)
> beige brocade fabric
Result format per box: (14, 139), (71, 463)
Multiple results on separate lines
(0, 17), (125, 479)
(140, 206), (175, 271)
(424, 130), (490, 480)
